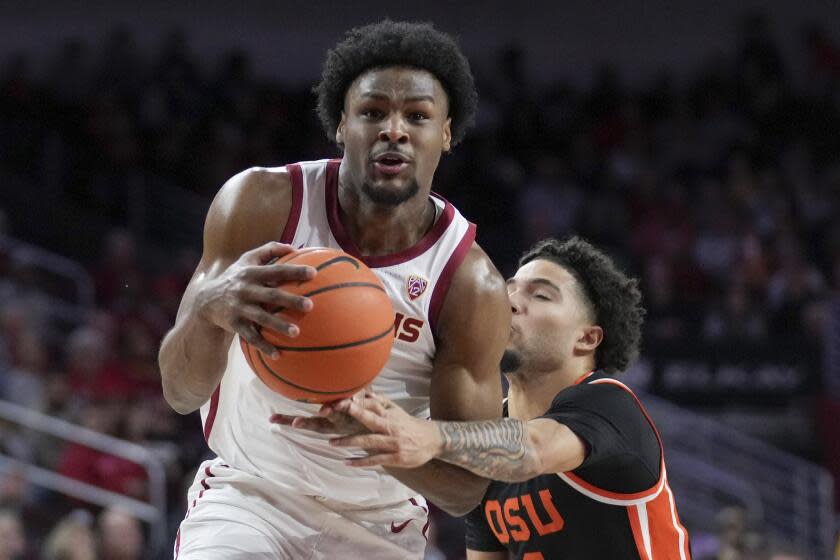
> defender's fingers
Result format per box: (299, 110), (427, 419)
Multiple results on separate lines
(365, 391), (393, 409)
(344, 453), (397, 468)
(340, 402), (390, 432)
(269, 414), (296, 426)
(331, 398), (356, 414)
(289, 416), (334, 433)
(359, 395), (387, 416)
(330, 434), (397, 451)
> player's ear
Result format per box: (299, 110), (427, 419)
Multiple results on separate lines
(336, 113), (347, 147)
(576, 325), (603, 354)
(442, 118), (452, 153)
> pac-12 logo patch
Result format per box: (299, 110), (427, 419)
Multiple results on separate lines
(406, 275), (429, 301)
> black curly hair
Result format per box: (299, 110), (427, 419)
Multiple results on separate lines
(519, 237), (646, 375)
(314, 20), (477, 147)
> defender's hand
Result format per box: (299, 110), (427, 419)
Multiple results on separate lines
(269, 403), (367, 437)
(329, 391), (442, 469)
(196, 242), (315, 357)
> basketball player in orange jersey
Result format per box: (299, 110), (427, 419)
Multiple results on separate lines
(323, 237), (692, 559)
(157, 20), (510, 559)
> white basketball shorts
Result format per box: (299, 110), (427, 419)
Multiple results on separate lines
(174, 458), (429, 559)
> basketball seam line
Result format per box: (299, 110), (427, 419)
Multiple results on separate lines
(253, 345), (377, 395)
(270, 324), (393, 352)
(315, 255), (361, 271)
(303, 281), (385, 297)
(264, 282), (386, 313)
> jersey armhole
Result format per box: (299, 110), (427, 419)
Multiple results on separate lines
(280, 163), (304, 243)
(428, 222), (476, 337)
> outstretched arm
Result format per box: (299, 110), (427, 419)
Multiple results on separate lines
(435, 417), (585, 482)
(331, 391), (587, 483)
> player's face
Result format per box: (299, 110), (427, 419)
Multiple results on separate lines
(337, 67), (452, 206)
(504, 260), (593, 375)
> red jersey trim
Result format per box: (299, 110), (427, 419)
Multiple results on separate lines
(627, 504), (653, 560)
(428, 222), (476, 336)
(175, 465), (218, 558)
(282, 163), (305, 244)
(324, 159), (457, 268)
(202, 386), (221, 443)
(625, 484), (691, 560)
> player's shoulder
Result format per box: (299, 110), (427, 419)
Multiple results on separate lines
(213, 166), (293, 207)
(203, 166), (297, 256)
(451, 242), (506, 301)
(208, 166), (297, 223)
(550, 375), (639, 412)
(433, 240), (509, 342)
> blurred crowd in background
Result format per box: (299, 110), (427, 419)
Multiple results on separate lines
(1, 10), (839, 559)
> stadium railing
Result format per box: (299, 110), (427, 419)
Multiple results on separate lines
(0, 399), (168, 555)
(0, 234), (94, 325)
(640, 391), (836, 558)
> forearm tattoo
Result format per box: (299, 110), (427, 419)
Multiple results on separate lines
(437, 419), (540, 482)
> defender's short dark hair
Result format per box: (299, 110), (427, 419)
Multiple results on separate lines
(315, 20), (477, 146)
(519, 237), (645, 375)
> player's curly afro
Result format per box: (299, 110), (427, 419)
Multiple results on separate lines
(315, 20), (477, 147)
(519, 237), (646, 375)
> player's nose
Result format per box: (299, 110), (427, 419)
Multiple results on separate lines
(508, 291), (523, 315)
(378, 116), (409, 144)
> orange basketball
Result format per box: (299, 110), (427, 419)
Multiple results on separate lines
(239, 247), (394, 403)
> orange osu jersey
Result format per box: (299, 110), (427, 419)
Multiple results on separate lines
(465, 371), (691, 559)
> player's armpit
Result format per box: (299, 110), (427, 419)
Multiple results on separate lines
(466, 549), (508, 560)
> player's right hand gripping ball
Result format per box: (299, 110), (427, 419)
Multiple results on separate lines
(240, 247), (395, 403)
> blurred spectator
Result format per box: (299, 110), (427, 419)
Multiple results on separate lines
(702, 284), (768, 342)
(0, 329), (51, 411)
(41, 510), (97, 560)
(56, 403), (148, 501)
(0, 507), (26, 560)
(97, 507), (144, 560)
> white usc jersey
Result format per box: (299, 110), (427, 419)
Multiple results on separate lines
(199, 159), (476, 506)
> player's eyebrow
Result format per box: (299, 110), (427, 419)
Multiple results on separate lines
(505, 277), (561, 292)
(360, 92), (436, 103)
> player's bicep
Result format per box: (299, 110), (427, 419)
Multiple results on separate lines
(430, 245), (510, 421)
(466, 549), (508, 560)
(527, 418), (587, 474)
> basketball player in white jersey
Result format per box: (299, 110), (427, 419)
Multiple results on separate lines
(158, 20), (510, 559)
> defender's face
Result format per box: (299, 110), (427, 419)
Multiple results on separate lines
(505, 260), (592, 374)
(337, 66), (452, 206)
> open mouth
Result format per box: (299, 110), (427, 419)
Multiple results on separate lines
(372, 154), (410, 176)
